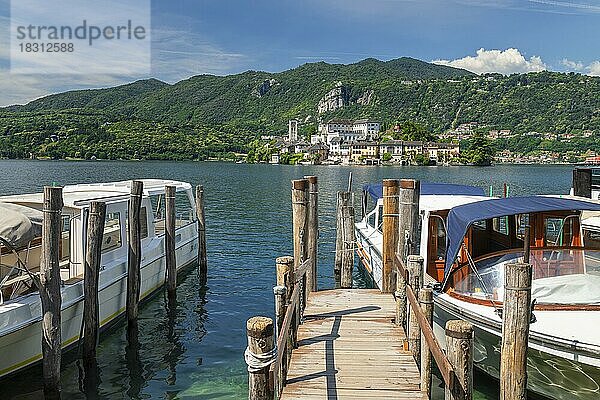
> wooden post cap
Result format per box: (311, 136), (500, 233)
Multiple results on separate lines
(291, 179), (308, 190)
(445, 320), (473, 339)
(304, 176), (318, 184)
(276, 256), (294, 265)
(273, 286), (287, 296)
(247, 317), (274, 339)
(383, 179), (400, 187)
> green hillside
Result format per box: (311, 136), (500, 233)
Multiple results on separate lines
(1, 57), (599, 160)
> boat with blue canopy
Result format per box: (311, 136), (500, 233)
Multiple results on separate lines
(356, 181), (600, 400)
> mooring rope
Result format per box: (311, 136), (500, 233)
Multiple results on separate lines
(244, 345), (277, 372)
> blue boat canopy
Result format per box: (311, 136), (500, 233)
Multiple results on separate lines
(444, 196), (600, 277)
(363, 182), (486, 201)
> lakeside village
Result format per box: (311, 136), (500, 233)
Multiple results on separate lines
(247, 119), (600, 166)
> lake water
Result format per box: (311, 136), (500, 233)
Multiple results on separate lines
(0, 160), (576, 399)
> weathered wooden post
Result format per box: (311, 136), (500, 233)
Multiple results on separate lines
(420, 287), (434, 399)
(445, 320), (474, 400)
(276, 256), (295, 350)
(382, 179), (400, 293)
(335, 191), (352, 277)
(165, 185), (177, 298)
(407, 255), (424, 365)
(340, 199), (355, 289)
(573, 168), (592, 198)
(291, 179), (308, 313)
(195, 185), (208, 284)
(83, 201), (106, 369)
(304, 176), (318, 293)
(276, 256), (294, 302)
(127, 180), (143, 333)
(246, 316), (275, 400)
(40, 186), (63, 397)
(395, 269), (407, 328)
(500, 263), (533, 400)
(274, 285), (287, 394)
(398, 179), (421, 259)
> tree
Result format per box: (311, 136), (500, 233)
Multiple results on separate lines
(393, 121), (437, 142)
(382, 152), (392, 162)
(463, 133), (494, 166)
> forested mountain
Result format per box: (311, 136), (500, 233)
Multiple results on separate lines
(1, 57), (599, 160)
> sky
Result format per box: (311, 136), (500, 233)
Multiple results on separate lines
(1, 0), (600, 106)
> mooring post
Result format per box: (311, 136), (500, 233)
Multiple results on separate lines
(445, 320), (474, 400)
(407, 255), (424, 365)
(195, 185), (208, 284)
(335, 191), (352, 277)
(291, 179), (308, 312)
(127, 180), (143, 333)
(276, 256), (296, 350)
(398, 179), (421, 259)
(304, 176), (318, 293)
(500, 263), (533, 400)
(395, 269), (407, 328)
(165, 185), (177, 298)
(382, 179), (400, 293)
(273, 285), (287, 394)
(246, 316), (275, 400)
(573, 168), (592, 198)
(40, 186), (63, 397)
(420, 287), (434, 399)
(340, 199), (355, 289)
(83, 201), (106, 370)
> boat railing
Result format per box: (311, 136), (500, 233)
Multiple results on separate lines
(270, 256), (311, 398)
(394, 251), (470, 399)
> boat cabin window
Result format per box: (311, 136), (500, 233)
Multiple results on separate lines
(449, 211), (600, 305)
(140, 207), (148, 239)
(60, 215), (70, 262)
(584, 229), (600, 248)
(175, 191), (195, 227)
(102, 212), (122, 253)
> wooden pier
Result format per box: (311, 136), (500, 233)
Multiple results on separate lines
(280, 289), (422, 400)
(243, 174), (570, 400)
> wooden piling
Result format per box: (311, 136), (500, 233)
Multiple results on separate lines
(274, 285), (287, 394)
(127, 180), (143, 333)
(445, 320), (474, 400)
(420, 288), (434, 399)
(573, 168), (592, 198)
(335, 191), (352, 277)
(195, 185), (208, 283)
(165, 185), (177, 298)
(397, 179), (421, 260)
(382, 179), (400, 293)
(246, 317), (275, 400)
(340, 200), (355, 289)
(82, 201), (106, 369)
(500, 263), (533, 400)
(276, 256), (294, 302)
(395, 269), (407, 328)
(291, 179), (308, 301)
(407, 255), (423, 365)
(304, 176), (318, 293)
(40, 186), (63, 397)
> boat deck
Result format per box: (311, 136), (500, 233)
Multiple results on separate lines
(280, 289), (424, 400)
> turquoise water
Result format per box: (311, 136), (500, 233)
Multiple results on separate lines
(0, 160), (575, 399)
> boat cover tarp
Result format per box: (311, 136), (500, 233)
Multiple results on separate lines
(363, 182), (486, 201)
(444, 196), (600, 276)
(531, 274), (600, 305)
(0, 203), (43, 249)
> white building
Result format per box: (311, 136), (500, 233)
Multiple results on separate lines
(288, 119), (298, 142)
(318, 119), (381, 145)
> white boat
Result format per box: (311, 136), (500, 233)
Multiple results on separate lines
(355, 182), (600, 400)
(0, 180), (199, 378)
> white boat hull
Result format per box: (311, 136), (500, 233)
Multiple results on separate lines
(0, 226), (198, 379)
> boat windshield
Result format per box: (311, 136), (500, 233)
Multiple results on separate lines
(453, 248), (600, 305)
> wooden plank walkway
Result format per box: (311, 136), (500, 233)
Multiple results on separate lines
(280, 289), (424, 400)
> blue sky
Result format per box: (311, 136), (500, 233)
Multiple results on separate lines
(1, 0), (600, 106)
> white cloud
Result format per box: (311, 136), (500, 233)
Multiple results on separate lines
(561, 58), (585, 71)
(588, 61), (600, 77)
(433, 48), (547, 75)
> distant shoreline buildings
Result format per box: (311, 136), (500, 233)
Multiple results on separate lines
(267, 119), (460, 165)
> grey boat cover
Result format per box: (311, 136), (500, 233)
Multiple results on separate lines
(0, 203), (43, 249)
